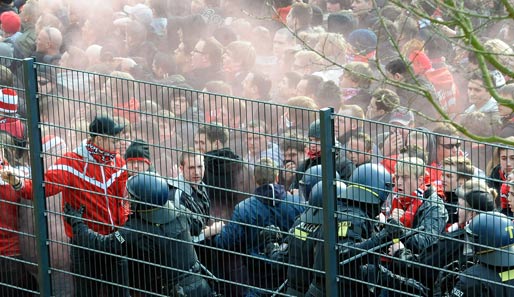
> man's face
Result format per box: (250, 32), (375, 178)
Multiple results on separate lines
(346, 139), (369, 166)
(500, 148), (514, 174)
(326, 2), (342, 12)
(442, 165), (459, 192)
(193, 133), (212, 153)
(36, 29), (51, 53)
(436, 137), (460, 163)
(339, 74), (357, 89)
(242, 73), (257, 99)
(191, 40), (208, 70)
(222, 49), (239, 73)
(351, 0), (372, 15)
(395, 172), (420, 197)
(172, 95), (189, 116)
(284, 147), (305, 166)
(467, 79), (489, 106)
(247, 127), (267, 156)
(273, 31), (294, 58)
(181, 155), (205, 184)
(335, 110), (356, 138)
(308, 137), (321, 155)
(95, 134), (121, 153)
(127, 160), (150, 176)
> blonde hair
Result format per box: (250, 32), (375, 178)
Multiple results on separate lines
(396, 157), (426, 177)
(254, 157), (279, 185)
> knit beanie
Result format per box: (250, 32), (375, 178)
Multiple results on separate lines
(348, 29), (377, 55)
(0, 88), (18, 113)
(124, 139), (151, 165)
(463, 190), (495, 212)
(0, 11), (20, 34)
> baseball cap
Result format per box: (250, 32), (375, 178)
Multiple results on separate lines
(89, 116), (126, 137)
(389, 107), (414, 126)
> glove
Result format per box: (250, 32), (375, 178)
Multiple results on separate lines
(260, 225), (282, 256)
(374, 218), (404, 244)
(374, 264), (429, 297)
(383, 218), (405, 240)
(64, 203), (85, 228)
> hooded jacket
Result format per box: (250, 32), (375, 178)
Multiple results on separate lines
(214, 184), (304, 256)
(15, 141), (129, 237)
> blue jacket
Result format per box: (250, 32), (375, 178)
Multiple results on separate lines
(214, 184), (304, 256)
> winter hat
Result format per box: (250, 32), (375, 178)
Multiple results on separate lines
(348, 29), (377, 55)
(123, 3), (153, 26)
(0, 88), (18, 113)
(0, 11), (20, 34)
(42, 135), (67, 155)
(124, 139), (151, 165)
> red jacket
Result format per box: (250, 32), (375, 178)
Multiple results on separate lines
(17, 142), (129, 238)
(0, 167), (21, 256)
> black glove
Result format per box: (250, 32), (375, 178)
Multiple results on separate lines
(64, 203), (85, 228)
(383, 218), (404, 239)
(260, 225), (282, 256)
(373, 218), (404, 243)
(363, 264), (429, 297)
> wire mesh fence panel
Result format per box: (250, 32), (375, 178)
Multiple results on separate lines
(0, 58), (513, 296)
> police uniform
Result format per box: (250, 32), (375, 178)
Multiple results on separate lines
(66, 174), (214, 296)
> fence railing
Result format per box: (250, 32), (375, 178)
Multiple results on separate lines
(0, 58), (513, 296)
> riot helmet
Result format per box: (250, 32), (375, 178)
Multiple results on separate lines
(299, 165), (340, 201)
(467, 211), (514, 267)
(309, 180), (347, 207)
(127, 173), (169, 210)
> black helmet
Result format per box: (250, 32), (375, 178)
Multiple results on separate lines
(467, 211), (514, 267)
(341, 163), (392, 205)
(127, 173), (169, 210)
(309, 180), (347, 207)
(308, 119), (321, 139)
(299, 165), (340, 201)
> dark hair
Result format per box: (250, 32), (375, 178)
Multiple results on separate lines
(386, 58), (409, 76)
(284, 71), (302, 89)
(153, 52), (176, 75)
(197, 124), (229, 146)
(315, 80), (341, 109)
(327, 11), (356, 36)
(251, 72), (272, 99)
(300, 74), (323, 97)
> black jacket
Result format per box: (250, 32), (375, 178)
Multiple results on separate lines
(70, 207), (212, 296)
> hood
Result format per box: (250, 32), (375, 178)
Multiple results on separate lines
(254, 184), (287, 206)
(204, 148), (241, 173)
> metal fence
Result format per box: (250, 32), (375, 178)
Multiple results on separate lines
(0, 58), (513, 296)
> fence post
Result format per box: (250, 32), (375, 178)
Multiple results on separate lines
(22, 58), (52, 296)
(319, 107), (338, 296)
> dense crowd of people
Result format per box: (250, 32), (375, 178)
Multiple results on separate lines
(0, 0), (512, 296)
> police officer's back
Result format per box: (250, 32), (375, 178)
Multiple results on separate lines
(65, 173), (213, 296)
(444, 212), (514, 297)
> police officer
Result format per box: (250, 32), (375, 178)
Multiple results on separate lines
(65, 173), (214, 296)
(441, 211), (514, 297)
(305, 163), (403, 296)
(285, 180), (347, 296)
(298, 165), (340, 202)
